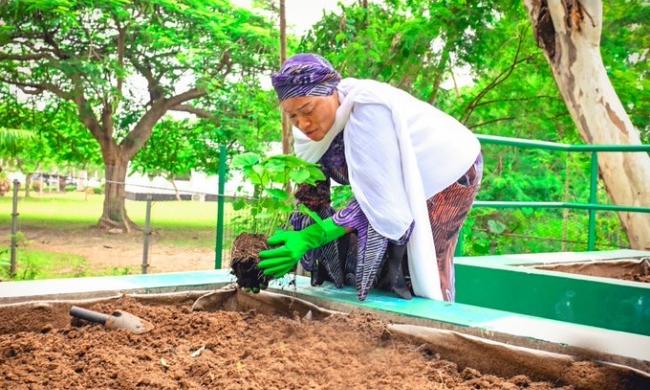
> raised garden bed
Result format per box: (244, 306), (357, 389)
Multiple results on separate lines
(1, 288), (647, 389)
(455, 251), (650, 336)
(535, 258), (650, 283)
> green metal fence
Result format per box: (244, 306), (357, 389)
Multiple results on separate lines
(455, 135), (650, 255)
(212, 136), (650, 268)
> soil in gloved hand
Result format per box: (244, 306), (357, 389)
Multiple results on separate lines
(230, 233), (270, 290)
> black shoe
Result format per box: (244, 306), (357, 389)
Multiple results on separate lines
(380, 243), (412, 300)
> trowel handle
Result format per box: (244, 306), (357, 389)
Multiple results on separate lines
(70, 306), (109, 325)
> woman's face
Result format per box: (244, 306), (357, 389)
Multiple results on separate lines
(281, 92), (339, 141)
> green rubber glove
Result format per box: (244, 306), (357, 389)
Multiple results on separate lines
(258, 216), (346, 278)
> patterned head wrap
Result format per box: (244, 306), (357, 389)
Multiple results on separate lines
(271, 53), (341, 101)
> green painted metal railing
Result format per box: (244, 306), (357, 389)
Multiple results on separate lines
(214, 145), (227, 269)
(456, 135), (650, 255)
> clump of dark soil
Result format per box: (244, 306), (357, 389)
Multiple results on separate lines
(0, 298), (586, 389)
(230, 233), (270, 290)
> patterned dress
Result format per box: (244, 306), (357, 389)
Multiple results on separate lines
(291, 131), (482, 301)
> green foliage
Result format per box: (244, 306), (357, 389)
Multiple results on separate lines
(109, 266), (132, 276)
(130, 119), (198, 180)
(331, 184), (354, 210)
(231, 153), (325, 235)
(0, 128), (36, 156)
(601, 0), (649, 142)
(0, 97), (102, 182)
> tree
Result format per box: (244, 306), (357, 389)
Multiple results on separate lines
(0, 0), (277, 230)
(523, 0), (650, 249)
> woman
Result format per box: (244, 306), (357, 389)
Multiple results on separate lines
(258, 53), (482, 302)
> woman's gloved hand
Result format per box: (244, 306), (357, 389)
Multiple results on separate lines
(258, 217), (346, 278)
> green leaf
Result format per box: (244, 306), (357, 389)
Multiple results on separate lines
(487, 220), (506, 234)
(232, 153), (260, 168)
(290, 168), (311, 183)
(232, 198), (248, 210)
(265, 188), (289, 201)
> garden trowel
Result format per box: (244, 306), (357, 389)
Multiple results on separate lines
(69, 305), (154, 334)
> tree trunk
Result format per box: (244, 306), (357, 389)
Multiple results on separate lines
(25, 172), (32, 198)
(99, 144), (137, 232)
(169, 175), (182, 201)
(428, 38), (452, 105)
(523, 0), (650, 249)
(279, 0), (293, 155)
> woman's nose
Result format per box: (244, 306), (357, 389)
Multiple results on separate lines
(297, 117), (311, 131)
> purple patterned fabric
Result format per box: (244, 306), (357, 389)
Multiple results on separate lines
(319, 131), (349, 185)
(271, 53), (341, 101)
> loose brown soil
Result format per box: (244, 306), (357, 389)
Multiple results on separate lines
(537, 258), (650, 284)
(0, 297), (583, 390)
(230, 233), (270, 290)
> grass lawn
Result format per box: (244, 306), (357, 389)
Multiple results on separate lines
(0, 191), (225, 230)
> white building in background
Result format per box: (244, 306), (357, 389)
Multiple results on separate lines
(124, 168), (251, 198)
(7, 167), (252, 199)
(5, 141), (282, 199)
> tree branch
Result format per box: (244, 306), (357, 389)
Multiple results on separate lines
(0, 76), (73, 100)
(120, 101), (167, 159)
(120, 87), (208, 159)
(74, 94), (105, 143)
(0, 52), (55, 61)
(165, 88), (207, 108)
(128, 54), (165, 104)
(39, 21), (70, 60)
(468, 116), (516, 129)
(473, 95), (560, 108)
(171, 104), (217, 122)
(114, 18), (126, 104)
(461, 32), (532, 124)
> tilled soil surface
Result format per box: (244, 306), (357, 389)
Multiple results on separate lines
(538, 258), (650, 284)
(0, 298), (591, 389)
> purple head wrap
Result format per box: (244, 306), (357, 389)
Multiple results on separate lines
(271, 53), (341, 101)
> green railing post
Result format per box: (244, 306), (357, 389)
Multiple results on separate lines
(214, 144), (227, 269)
(10, 180), (20, 278)
(587, 151), (598, 251)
